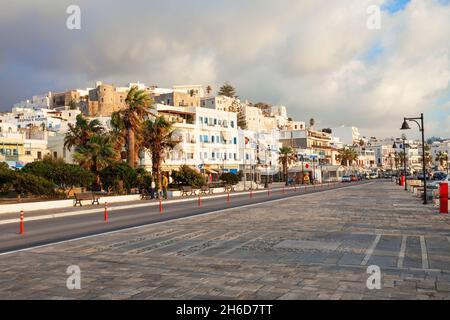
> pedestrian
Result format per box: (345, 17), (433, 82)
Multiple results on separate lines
(162, 174), (169, 200)
(149, 177), (156, 200)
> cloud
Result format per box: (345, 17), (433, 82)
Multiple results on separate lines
(0, 0), (449, 138)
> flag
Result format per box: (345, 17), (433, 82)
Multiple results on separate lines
(245, 136), (250, 145)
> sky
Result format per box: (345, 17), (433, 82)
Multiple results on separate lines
(0, 0), (449, 140)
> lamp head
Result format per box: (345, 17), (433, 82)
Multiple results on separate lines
(400, 119), (411, 130)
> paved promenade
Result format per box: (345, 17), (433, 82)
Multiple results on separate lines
(1, 181), (450, 300)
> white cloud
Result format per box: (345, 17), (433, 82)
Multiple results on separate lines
(0, 0), (449, 138)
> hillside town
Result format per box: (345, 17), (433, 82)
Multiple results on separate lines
(0, 81), (448, 188)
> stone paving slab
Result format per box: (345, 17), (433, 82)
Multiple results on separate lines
(1, 181), (450, 300)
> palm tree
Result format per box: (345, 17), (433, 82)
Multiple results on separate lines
(142, 116), (180, 191)
(337, 148), (358, 167)
(278, 147), (297, 186)
(117, 86), (153, 168)
(435, 151), (448, 168)
(73, 134), (115, 188)
(394, 152), (400, 171)
(309, 118), (315, 128)
(64, 114), (104, 151)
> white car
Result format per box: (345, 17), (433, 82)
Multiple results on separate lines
(369, 173), (379, 179)
(342, 176), (352, 182)
(428, 176), (450, 188)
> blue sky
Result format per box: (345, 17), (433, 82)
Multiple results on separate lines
(382, 0), (411, 13)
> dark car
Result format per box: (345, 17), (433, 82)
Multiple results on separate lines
(432, 172), (447, 181)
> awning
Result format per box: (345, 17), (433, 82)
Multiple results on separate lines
(221, 131), (232, 142)
(204, 168), (218, 174)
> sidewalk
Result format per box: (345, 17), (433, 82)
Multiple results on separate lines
(1, 181), (449, 299)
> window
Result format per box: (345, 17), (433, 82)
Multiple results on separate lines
(212, 152), (215, 159)
(231, 121), (235, 128)
(233, 137), (237, 145)
(37, 151), (42, 160)
(212, 136), (215, 143)
(204, 152), (208, 159)
(234, 153), (237, 160)
(199, 135), (203, 143)
(200, 116), (203, 123)
(25, 151), (31, 155)
(214, 119), (217, 125)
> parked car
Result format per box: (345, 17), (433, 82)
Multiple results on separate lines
(350, 175), (358, 182)
(432, 171), (447, 181)
(342, 176), (352, 183)
(427, 176), (450, 189)
(369, 173), (379, 179)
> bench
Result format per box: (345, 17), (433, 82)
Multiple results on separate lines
(200, 186), (212, 195)
(181, 186), (196, 196)
(224, 185), (236, 193)
(74, 192), (100, 207)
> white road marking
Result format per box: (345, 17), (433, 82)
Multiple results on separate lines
(420, 236), (429, 270)
(0, 183), (368, 256)
(361, 234), (382, 266)
(397, 235), (407, 269)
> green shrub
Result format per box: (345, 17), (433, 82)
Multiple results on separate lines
(22, 157), (94, 193)
(100, 163), (137, 194)
(171, 165), (206, 188)
(12, 171), (57, 198)
(219, 172), (241, 185)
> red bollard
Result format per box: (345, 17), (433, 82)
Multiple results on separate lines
(19, 210), (24, 235)
(249, 189), (253, 199)
(400, 175), (405, 187)
(440, 182), (448, 214)
(159, 197), (163, 213)
(104, 202), (108, 222)
(227, 192), (230, 205)
(198, 193), (202, 207)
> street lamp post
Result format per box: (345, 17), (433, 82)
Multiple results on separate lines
(401, 113), (427, 204)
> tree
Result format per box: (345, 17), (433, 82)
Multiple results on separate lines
(171, 165), (205, 188)
(0, 163), (12, 193)
(278, 147), (297, 185)
(309, 118), (315, 128)
(100, 163), (137, 194)
(337, 148), (358, 167)
(423, 144), (433, 168)
(73, 134), (115, 189)
(322, 128), (332, 134)
(220, 172), (242, 185)
(22, 157), (94, 196)
(11, 171), (57, 200)
(64, 114), (104, 151)
(218, 82), (236, 98)
(142, 116), (180, 190)
(436, 151), (448, 168)
(206, 85), (212, 95)
(117, 86), (153, 168)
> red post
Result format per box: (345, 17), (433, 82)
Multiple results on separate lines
(159, 197), (163, 213)
(440, 182), (448, 214)
(249, 189), (253, 199)
(227, 192), (230, 205)
(104, 202), (108, 222)
(19, 210), (24, 235)
(198, 192), (202, 207)
(400, 175), (405, 187)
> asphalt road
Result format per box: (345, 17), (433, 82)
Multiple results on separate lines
(0, 181), (370, 254)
